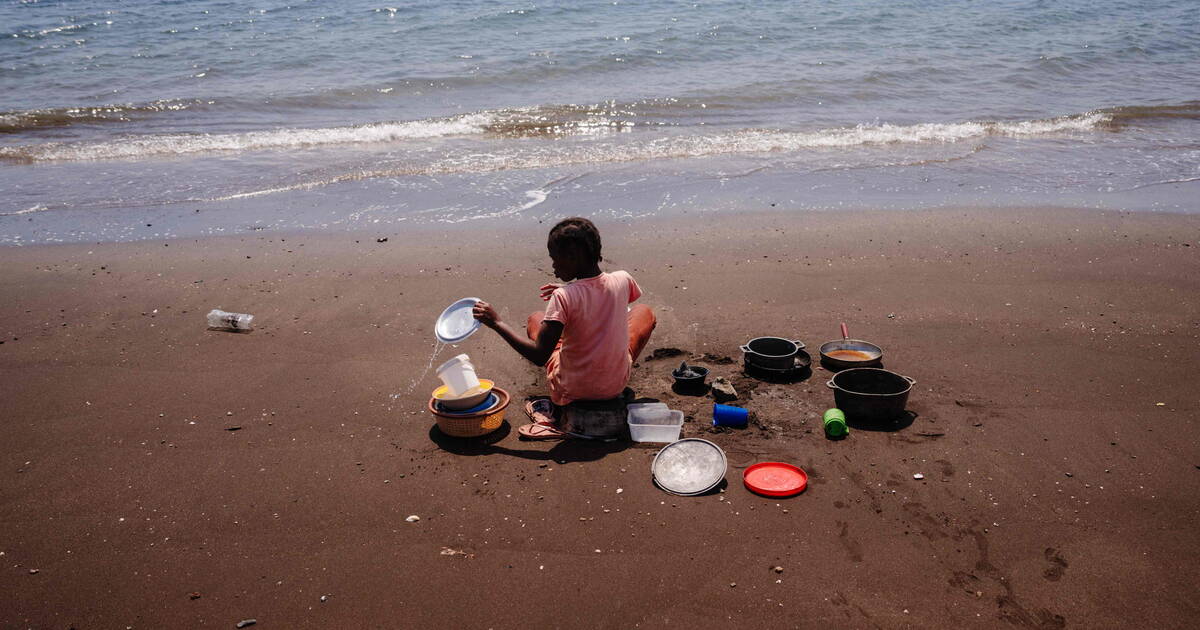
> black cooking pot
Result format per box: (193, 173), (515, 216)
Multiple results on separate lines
(671, 364), (709, 394)
(741, 337), (805, 370)
(826, 368), (915, 422)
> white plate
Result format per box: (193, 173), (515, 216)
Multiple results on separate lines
(435, 297), (482, 344)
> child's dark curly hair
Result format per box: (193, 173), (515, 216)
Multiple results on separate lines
(547, 217), (602, 264)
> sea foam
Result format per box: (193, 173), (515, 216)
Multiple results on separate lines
(0, 110), (1110, 165)
(0, 113), (497, 162)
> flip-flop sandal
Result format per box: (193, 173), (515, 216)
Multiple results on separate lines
(517, 421), (567, 440)
(524, 397), (558, 425)
(518, 398), (619, 442)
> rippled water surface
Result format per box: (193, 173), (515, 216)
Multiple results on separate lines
(2, 0), (1198, 243)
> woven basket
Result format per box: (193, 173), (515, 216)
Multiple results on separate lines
(428, 387), (509, 438)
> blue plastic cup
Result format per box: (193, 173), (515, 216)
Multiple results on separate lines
(712, 403), (750, 428)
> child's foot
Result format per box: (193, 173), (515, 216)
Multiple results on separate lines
(523, 397), (558, 425)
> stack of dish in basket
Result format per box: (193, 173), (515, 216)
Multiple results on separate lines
(428, 354), (509, 438)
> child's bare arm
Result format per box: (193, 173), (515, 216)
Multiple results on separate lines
(472, 300), (562, 367)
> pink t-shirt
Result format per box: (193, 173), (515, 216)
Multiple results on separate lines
(542, 270), (642, 405)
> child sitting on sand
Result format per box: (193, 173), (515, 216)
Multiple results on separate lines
(472, 217), (655, 439)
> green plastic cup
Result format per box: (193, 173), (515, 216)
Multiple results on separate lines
(823, 408), (848, 438)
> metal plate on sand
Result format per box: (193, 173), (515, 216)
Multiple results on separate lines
(651, 438), (727, 496)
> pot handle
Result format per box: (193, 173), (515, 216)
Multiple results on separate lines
(791, 339), (806, 349)
(739, 345), (751, 353)
(903, 375), (917, 386)
(826, 379), (838, 390)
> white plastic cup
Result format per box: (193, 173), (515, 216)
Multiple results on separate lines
(207, 309), (254, 331)
(436, 353), (480, 397)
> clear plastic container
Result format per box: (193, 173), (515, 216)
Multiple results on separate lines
(626, 402), (670, 424)
(627, 407), (684, 443)
(207, 309), (254, 331)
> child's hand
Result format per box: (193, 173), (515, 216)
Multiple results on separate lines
(539, 283), (563, 301)
(472, 300), (500, 328)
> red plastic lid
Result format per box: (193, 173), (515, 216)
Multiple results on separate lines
(743, 462), (808, 497)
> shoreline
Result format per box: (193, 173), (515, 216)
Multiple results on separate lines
(4, 157), (1200, 247)
(2, 206), (1199, 628)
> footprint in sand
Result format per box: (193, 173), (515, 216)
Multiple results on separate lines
(936, 459), (955, 477)
(837, 520), (864, 562)
(1043, 547), (1069, 581)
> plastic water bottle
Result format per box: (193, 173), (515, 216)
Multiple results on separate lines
(207, 309), (254, 332)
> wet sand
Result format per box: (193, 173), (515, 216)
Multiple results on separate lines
(2, 207), (1199, 628)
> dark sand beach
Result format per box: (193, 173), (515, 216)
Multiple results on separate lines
(2, 207), (1199, 628)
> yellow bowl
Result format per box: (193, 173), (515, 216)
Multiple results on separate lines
(432, 379), (495, 410)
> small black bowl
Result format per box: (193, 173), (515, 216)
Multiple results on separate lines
(672, 365), (709, 393)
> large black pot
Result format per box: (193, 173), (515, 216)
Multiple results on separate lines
(741, 337), (805, 370)
(826, 368), (915, 422)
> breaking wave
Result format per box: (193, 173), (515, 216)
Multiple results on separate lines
(0, 100), (208, 134)
(420, 110), (1115, 174)
(1097, 101), (1200, 130)
(172, 112), (1112, 202)
(0, 203), (51, 216)
(0, 113), (497, 162)
(0, 105), (1121, 164)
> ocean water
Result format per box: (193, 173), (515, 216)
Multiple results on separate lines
(1, 0), (1198, 244)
